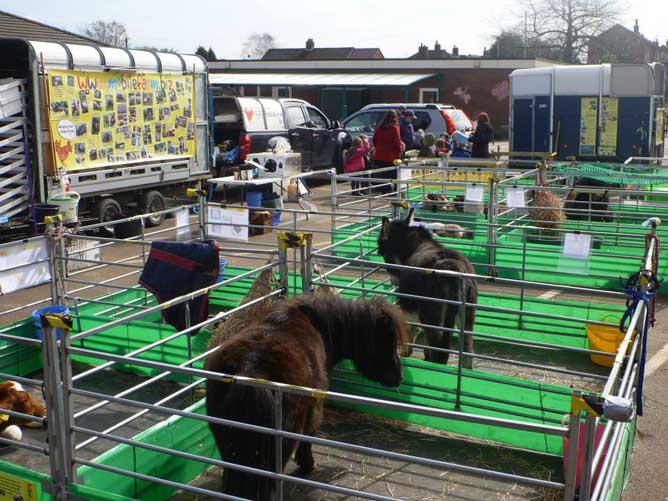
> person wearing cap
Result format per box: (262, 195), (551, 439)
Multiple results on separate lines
(399, 110), (417, 150)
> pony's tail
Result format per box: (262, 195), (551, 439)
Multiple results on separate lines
(215, 384), (277, 500)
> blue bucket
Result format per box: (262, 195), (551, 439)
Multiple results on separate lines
(272, 211), (281, 226)
(246, 191), (263, 208)
(32, 305), (69, 341)
(217, 257), (228, 283)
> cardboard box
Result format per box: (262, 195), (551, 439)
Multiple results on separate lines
(249, 210), (272, 236)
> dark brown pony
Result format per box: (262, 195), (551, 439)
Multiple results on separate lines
(205, 294), (408, 501)
(377, 207), (477, 367)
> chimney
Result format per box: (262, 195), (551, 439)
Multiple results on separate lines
(634, 19), (639, 34)
(305, 38), (315, 50)
(434, 40), (441, 52)
(418, 43), (428, 58)
(452, 45), (459, 57)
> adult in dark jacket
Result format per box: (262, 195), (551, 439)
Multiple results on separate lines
(469, 112), (494, 159)
(399, 110), (417, 150)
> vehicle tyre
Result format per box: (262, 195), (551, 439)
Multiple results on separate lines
(142, 190), (166, 227)
(97, 198), (123, 237)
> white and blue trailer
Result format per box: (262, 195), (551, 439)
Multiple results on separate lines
(509, 63), (666, 162)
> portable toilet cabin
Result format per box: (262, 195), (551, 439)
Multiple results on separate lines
(509, 63), (666, 162)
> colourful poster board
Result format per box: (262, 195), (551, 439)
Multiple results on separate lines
(0, 471), (38, 501)
(599, 97), (619, 157)
(579, 97), (598, 156)
(46, 70), (196, 171)
(656, 108), (665, 146)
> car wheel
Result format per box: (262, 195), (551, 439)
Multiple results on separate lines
(142, 190), (166, 227)
(97, 198), (123, 237)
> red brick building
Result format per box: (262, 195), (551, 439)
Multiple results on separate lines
(587, 21), (668, 65)
(210, 42), (553, 137)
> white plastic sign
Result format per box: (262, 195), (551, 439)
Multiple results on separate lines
(175, 208), (191, 241)
(465, 185), (484, 203)
(0, 237), (50, 294)
(398, 168), (412, 181)
(207, 207), (249, 242)
(506, 187), (526, 209)
(563, 233), (591, 260)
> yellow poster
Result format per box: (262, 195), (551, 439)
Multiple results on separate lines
(46, 70), (196, 171)
(579, 97), (598, 156)
(0, 472), (38, 501)
(599, 97), (618, 157)
(656, 108), (665, 146)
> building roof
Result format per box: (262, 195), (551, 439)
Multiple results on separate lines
(209, 72), (436, 87)
(0, 10), (103, 45)
(588, 23), (658, 48)
(409, 48), (450, 59)
(262, 47), (383, 60)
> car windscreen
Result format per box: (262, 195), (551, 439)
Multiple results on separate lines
(447, 110), (473, 131)
(343, 111), (383, 133)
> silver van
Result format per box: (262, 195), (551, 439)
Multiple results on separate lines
(342, 103), (473, 139)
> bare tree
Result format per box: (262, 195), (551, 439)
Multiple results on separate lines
(81, 20), (129, 47)
(523, 0), (621, 63)
(241, 33), (276, 59)
(487, 29), (562, 60)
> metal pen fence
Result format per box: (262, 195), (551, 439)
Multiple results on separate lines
(0, 161), (656, 500)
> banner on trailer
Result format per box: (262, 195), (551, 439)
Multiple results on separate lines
(579, 97), (598, 156)
(46, 69), (196, 170)
(657, 108), (665, 146)
(599, 97), (619, 157)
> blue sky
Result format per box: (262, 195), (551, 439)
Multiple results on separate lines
(1, 0), (666, 58)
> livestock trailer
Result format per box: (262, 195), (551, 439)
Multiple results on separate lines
(509, 63), (666, 161)
(0, 38), (210, 241)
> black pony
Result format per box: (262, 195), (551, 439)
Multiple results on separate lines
(377, 207), (477, 367)
(205, 294), (407, 501)
(564, 189), (612, 222)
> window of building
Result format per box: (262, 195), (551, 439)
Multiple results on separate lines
(272, 87), (292, 98)
(419, 88), (439, 104)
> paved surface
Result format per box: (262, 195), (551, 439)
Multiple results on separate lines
(1, 174), (664, 499)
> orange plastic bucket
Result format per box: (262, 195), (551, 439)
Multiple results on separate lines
(586, 315), (625, 367)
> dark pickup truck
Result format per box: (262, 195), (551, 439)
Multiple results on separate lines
(213, 97), (349, 174)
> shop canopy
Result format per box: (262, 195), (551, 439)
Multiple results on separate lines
(209, 72), (436, 87)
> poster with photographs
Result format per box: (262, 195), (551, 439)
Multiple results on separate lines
(46, 69), (196, 170)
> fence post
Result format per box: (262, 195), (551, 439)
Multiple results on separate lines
(274, 388), (284, 500)
(277, 232), (312, 296)
(40, 312), (75, 499)
(455, 276), (468, 411)
(330, 169), (337, 246)
(300, 233), (313, 295)
(487, 176), (497, 277)
(563, 411), (581, 500)
(45, 216), (66, 306)
(578, 414), (598, 501)
(198, 180), (207, 241)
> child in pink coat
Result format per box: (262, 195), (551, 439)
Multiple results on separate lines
(344, 135), (370, 195)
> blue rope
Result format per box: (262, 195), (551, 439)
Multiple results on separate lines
(620, 288), (655, 416)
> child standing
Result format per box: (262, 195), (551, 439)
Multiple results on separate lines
(344, 135), (370, 195)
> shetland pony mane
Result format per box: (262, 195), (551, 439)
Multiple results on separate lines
(266, 294), (408, 363)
